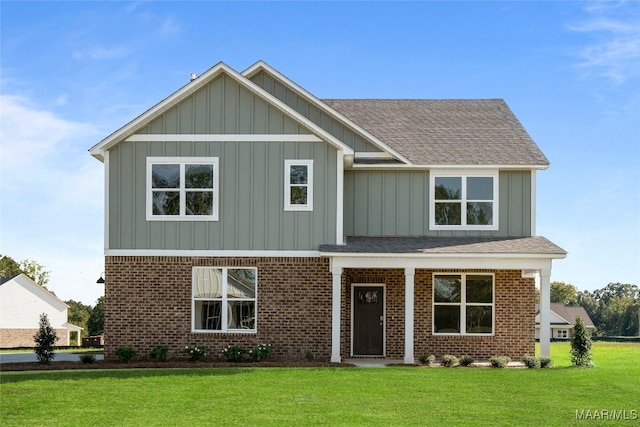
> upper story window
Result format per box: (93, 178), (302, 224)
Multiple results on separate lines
(147, 157), (219, 221)
(433, 273), (494, 335)
(284, 160), (313, 211)
(430, 172), (498, 230)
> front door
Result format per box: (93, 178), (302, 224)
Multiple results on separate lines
(353, 286), (384, 356)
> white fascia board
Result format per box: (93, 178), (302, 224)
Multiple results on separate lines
(89, 62), (353, 160)
(105, 249), (321, 257)
(326, 255), (558, 271)
(349, 164), (549, 171)
(14, 274), (68, 310)
(242, 61), (409, 164)
(125, 134), (322, 142)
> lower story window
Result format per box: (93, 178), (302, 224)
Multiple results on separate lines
(433, 273), (494, 335)
(192, 267), (256, 332)
(556, 329), (568, 339)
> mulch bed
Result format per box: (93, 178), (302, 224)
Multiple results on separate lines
(0, 359), (351, 372)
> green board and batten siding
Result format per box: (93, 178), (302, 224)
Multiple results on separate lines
(249, 70), (383, 153)
(107, 73), (338, 251)
(344, 170), (532, 237)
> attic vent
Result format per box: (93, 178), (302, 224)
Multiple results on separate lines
(190, 73), (198, 82)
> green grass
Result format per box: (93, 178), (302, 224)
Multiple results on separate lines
(2, 342), (639, 426)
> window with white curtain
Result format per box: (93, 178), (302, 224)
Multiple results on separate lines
(192, 267), (256, 333)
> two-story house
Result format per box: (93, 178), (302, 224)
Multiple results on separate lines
(90, 61), (565, 363)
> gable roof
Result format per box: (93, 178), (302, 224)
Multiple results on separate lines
(535, 303), (595, 328)
(323, 99), (549, 167)
(89, 62), (354, 161)
(0, 274), (69, 311)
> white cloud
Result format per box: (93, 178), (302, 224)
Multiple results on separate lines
(569, 3), (640, 83)
(0, 95), (105, 305)
(72, 45), (131, 60)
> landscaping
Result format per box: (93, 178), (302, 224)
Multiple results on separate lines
(1, 342), (639, 426)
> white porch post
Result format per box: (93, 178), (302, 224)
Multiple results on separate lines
(331, 266), (342, 363)
(539, 269), (551, 358)
(404, 267), (415, 364)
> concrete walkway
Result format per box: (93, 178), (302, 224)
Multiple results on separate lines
(0, 352), (104, 364)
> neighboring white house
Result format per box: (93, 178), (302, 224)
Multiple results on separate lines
(0, 274), (82, 348)
(535, 303), (595, 340)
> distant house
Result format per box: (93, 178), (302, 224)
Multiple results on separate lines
(90, 60), (566, 363)
(0, 274), (83, 348)
(535, 303), (595, 339)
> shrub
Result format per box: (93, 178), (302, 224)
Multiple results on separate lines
(418, 354), (435, 366)
(539, 356), (553, 368)
(304, 350), (315, 362)
(440, 354), (459, 367)
(522, 355), (540, 369)
(459, 355), (474, 367)
(222, 345), (247, 362)
(33, 313), (58, 365)
(115, 347), (137, 363)
(150, 345), (169, 361)
(79, 354), (96, 364)
(489, 356), (511, 368)
(183, 345), (207, 361)
(249, 343), (272, 362)
(570, 317), (593, 367)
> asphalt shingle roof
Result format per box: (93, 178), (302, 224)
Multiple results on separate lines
(536, 303), (595, 328)
(319, 236), (566, 255)
(322, 99), (549, 166)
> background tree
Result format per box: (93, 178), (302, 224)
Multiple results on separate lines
(570, 317), (593, 367)
(34, 313), (58, 364)
(88, 296), (105, 336)
(577, 283), (639, 337)
(550, 281), (579, 306)
(19, 258), (50, 286)
(66, 300), (92, 344)
(0, 254), (23, 277)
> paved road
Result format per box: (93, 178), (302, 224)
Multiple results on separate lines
(0, 352), (104, 363)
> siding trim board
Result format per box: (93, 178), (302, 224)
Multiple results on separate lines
(127, 134), (323, 142)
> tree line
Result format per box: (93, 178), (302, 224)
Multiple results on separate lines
(548, 281), (640, 337)
(1, 254), (104, 344)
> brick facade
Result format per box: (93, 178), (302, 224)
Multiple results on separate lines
(105, 256), (535, 361)
(0, 328), (70, 348)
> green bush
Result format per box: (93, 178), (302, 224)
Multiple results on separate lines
(115, 347), (137, 363)
(79, 354), (96, 364)
(222, 345), (247, 362)
(418, 354), (435, 366)
(539, 356), (553, 368)
(440, 354), (459, 367)
(489, 356), (511, 368)
(249, 343), (272, 362)
(522, 355), (540, 369)
(183, 345), (207, 361)
(304, 350), (315, 361)
(150, 345), (169, 361)
(33, 313), (58, 365)
(459, 355), (474, 367)
(571, 317), (593, 367)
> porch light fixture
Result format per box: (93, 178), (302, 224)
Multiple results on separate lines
(96, 272), (105, 284)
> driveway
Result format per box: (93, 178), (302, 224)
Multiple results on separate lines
(0, 352), (104, 363)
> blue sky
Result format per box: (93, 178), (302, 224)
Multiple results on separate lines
(1, 1), (638, 305)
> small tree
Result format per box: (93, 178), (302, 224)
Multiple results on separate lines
(570, 317), (593, 367)
(33, 313), (58, 364)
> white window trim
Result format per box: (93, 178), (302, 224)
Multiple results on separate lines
(191, 267), (257, 334)
(284, 159), (313, 211)
(432, 273), (495, 336)
(429, 170), (499, 231)
(146, 157), (219, 221)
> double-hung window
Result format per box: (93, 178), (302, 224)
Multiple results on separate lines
(284, 160), (313, 211)
(433, 274), (494, 335)
(192, 267), (257, 333)
(430, 172), (498, 230)
(147, 157), (219, 221)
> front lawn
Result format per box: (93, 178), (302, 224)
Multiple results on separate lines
(1, 342), (638, 426)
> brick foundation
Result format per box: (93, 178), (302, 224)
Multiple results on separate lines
(0, 328), (70, 348)
(104, 257), (535, 362)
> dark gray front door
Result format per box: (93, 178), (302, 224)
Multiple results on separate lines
(353, 286), (384, 356)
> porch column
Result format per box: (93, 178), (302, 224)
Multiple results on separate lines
(331, 266), (342, 363)
(404, 267), (415, 364)
(539, 269), (551, 358)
